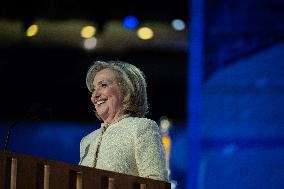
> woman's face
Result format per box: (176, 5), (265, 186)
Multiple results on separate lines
(91, 68), (124, 124)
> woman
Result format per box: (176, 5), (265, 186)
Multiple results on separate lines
(79, 60), (168, 181)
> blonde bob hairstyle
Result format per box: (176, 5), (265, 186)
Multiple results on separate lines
(86, 60), (149, 118)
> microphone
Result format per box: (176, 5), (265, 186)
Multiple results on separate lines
(3, 102), (52, 151)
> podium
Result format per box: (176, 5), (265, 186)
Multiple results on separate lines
(0, 151), (170, 189)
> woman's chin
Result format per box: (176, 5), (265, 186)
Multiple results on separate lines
(96, 111), (107, 121)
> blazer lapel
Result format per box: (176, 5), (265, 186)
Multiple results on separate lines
(80, 129), (102, 167)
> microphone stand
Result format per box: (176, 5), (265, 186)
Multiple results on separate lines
(3, 121), (19, 151)
(2, 102), (52, 152)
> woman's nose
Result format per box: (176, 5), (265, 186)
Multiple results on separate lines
(91, 92), (97, 104)
(91, 90), (100, 100)
(91, 91), (96, 99)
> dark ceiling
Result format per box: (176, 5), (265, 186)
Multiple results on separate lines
(0, 0), (188, 22)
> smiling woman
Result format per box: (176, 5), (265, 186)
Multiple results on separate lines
(79, 60), (168, 181)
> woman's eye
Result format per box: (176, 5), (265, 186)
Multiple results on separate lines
(101, 83), (107, 88)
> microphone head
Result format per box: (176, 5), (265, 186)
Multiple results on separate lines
(26, 102), (53, 121)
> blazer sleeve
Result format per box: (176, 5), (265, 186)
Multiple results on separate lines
(135, 120), (168, 181)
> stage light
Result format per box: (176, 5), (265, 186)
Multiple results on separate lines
(81, 26), (96, 38)
(122, 15), (139, 29)
(171, 19), (186, 31)
(137, 27), (154, 40)
(26, 24), (38, 37)
(160, 116), (171, 133)
(83, 37), (97, 50)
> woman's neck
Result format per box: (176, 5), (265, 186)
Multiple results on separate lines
(103, 112), (126, 125)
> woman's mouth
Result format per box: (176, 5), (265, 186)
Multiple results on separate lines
(95, 99), (107, 106)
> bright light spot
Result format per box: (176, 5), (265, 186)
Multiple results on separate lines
(160, 116), (171, 134)
(171, 19), (186, 31)
(123, 15), (139, 29)
(162, 136), (171, 148)
(137, 27), (154, 40)
(81, 26), (96, 38)
(83, 37), (97, 50)
(26, 24), (38, 37)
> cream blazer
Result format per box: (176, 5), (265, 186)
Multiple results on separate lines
(79, 116), (168, 181)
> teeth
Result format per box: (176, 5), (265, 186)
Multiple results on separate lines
(96, 100), (106, 105)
